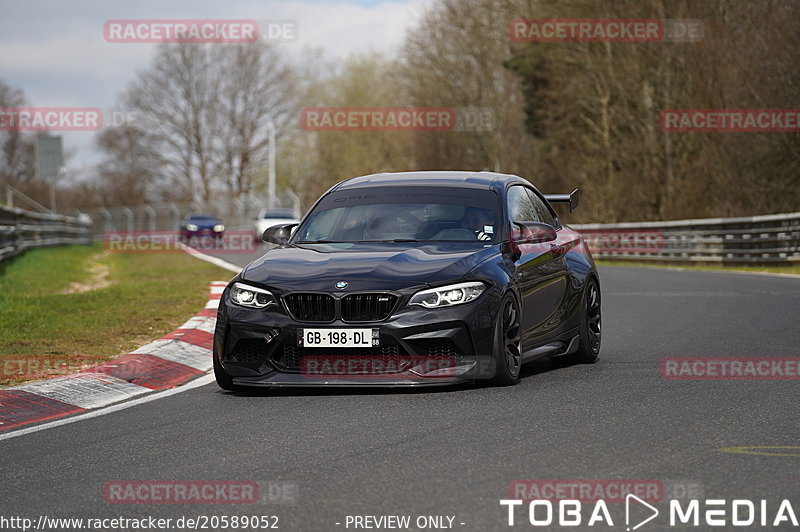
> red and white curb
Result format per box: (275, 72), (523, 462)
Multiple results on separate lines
(0, 281), (227, 432)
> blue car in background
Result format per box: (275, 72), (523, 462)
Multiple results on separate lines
(180, 213), (225, 241)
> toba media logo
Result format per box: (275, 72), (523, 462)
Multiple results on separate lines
(500, 497), (798, 529)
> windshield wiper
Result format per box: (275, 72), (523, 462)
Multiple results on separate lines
(350, 239), (423, 243)
(295, 240), (347, 244)
(297, 239), (425, 244)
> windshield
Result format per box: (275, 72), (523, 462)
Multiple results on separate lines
(294, 186), (500, 243)
(188, 215), (218, 222)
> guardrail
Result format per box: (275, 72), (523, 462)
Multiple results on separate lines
(3, 203), (796, 266)
(573, 212), (800, 265)
(0, 205), (92, 263)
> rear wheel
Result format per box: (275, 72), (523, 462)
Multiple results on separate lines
(491, 293), (522, 386)
(563, 277), (601, 364)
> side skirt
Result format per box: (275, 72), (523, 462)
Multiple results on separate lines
(520, 333), (580, 363)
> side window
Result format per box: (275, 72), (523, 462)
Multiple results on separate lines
(527, 190), (558, 227)
(507, 186), (539, 224)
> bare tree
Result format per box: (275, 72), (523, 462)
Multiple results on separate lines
(402, 0), (534, 175)
(506, 0), (800, 221)
(120, 41), (296, 205)
(213, 43), (296, 198)
(94, 125), (165, 205)
(286, 52), (417, 207)
(0, 79), (35, 185)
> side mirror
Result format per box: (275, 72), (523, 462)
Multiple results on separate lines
(262, 223), (298, 245)
(512, 222), (557, 244)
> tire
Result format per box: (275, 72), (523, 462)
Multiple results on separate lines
(213, 354), (242, 391)
(560, 277), (601, 364)
(491, 293), (522, 386)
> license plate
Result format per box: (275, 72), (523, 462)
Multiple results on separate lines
(298, 328), (378, 348)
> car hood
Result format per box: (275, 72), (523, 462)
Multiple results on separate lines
(242, 243), (498, 291)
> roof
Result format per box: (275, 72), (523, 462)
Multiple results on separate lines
(333, 171), (531, 191)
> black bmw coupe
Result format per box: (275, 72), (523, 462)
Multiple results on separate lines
(213, 171), (600, 389)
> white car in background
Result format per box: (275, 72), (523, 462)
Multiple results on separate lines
(254, 208), (299, 242)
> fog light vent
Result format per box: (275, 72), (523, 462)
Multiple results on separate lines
(229, 338), (267, 364)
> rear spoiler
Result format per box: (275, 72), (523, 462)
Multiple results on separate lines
(544, 188), (580, 213)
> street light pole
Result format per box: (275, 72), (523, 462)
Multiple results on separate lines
(267, 119), (276, 209)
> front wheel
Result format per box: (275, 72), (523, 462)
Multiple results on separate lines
(491, 293), (522, 386)
(214, 354), (244, 391)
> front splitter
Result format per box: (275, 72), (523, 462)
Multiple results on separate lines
(231, 371), (472, 388)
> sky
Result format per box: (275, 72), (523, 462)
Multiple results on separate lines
(0, 0), (428, 175)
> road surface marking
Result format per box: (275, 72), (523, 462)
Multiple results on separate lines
(718, 446), (800, 457)
(0, 374), (215, 441)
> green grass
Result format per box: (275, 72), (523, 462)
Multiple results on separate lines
(0, 243), (233, 386)
(596, 260), (800, 276)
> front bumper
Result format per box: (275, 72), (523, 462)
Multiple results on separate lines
(214, 287), (500, 387)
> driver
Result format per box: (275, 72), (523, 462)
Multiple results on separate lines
(462, 207), (494, 241)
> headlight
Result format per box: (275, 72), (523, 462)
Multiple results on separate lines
(186, 223), (198, 231)
(230, 282), (277, 309)
(213, 224), (225, 232)
(409, 281), (486, 309)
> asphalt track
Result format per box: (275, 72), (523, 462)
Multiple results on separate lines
(2, 248), (799, 531)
